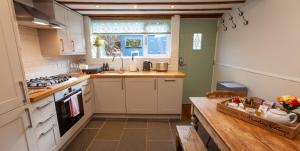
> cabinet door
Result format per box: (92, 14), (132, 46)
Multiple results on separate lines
(93, 78), (126, 113)
(54, 3), (67, 25)
(125, 78), (158, 114)
(67, 10), (85, 54)
(58, 29), (72, 55)
(0, 0), (27, 115)
(0, 106), (36, 151)
(157, 78), (183, 114)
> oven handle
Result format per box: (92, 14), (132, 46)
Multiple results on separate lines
(61, 91), (82, 103)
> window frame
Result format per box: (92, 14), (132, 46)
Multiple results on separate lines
(192, 33), (203, 50)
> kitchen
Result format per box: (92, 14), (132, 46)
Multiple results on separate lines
(1, 0), (300, 151)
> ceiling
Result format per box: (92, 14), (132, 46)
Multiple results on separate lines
(57, 0), (246, 19)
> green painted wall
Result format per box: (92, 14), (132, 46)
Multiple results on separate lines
(179, 19), (217, 104)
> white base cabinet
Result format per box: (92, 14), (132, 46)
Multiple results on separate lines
(0, 106), (37, 151)
(157, 78), (183, 114)
(82, 80), (94, 118)
(125, 78), (157, 114)
(94, 78), (126, 113)
(94, 77), (183, 115)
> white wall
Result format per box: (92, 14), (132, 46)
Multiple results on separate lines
(18, 26), (73, 79)
(212, 0), (300, 101)
(83, 16), (180, 71)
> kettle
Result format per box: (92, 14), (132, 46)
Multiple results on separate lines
(143, 60), (152, 71)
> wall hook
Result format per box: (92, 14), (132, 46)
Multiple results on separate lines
(229, 14), (237, 29)
(238, 8), (249, 25)
(221, 17), (227, 31)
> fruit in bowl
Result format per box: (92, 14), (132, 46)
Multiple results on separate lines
(231, 96), (241, 103)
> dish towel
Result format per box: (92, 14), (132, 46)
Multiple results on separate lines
(69, 94), (80, 117)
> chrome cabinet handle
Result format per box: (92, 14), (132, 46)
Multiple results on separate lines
(39, 125), (54, 138)
(121, 78), (124, 90)
(154, 79), (157, 90)
(164, 79), (176, 82)
(38, 114), (55, 125)
(25, 108), (32, 128)
(36, 101), (52, 110)
(72, 40), (75, 52)
(19, 81), (27, 103)
(60, 39), (64, 51)
(84, 90), (91, 96)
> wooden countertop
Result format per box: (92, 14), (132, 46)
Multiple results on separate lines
(190, 97), (300, 151)
(90, 71), (185, 78)
(29, 71), (184, 102)
(29, 75), (90, 102)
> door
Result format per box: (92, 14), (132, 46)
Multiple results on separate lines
(0, 106), (36, 151)
(179, 19), (217, 103)
(0, 0), (28, 115)
(93, 78), (126, 113)
(125, 78), (157, 114)
(157, 78), (183, 114)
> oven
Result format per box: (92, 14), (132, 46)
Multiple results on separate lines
(54, 86), (84, 136)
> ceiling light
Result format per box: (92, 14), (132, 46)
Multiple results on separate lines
(95, 5), (100, 8)
(171, 5), (175, 8)
(133, 5), (138, 9)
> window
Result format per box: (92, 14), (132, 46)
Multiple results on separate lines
(91, 20), (171, 58)
(193, 33), (202, 50)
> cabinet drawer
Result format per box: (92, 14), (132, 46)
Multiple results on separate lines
(31, 96), (56, 125)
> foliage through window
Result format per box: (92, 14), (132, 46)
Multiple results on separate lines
(91, 20), (171, 58)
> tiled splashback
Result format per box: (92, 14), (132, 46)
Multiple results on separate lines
(18, 26), (74, 80)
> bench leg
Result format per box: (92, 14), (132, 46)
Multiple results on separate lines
(191, 105), (199, 129)
(176, 135), (182, 151)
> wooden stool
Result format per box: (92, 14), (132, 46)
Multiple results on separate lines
(176, 125), (207, 151)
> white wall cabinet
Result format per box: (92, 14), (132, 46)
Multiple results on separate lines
(38, 3), (86, 56)
(0, 0), (28, 115)
(93, 78), (126, 113)
(125, 78), (158, 114)
(157, 78), (183, 114)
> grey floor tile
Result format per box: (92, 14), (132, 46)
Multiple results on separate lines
(96, 120), (125, 140)
(87, 140), (119, 151)
(117, 129), (146, 151)
(65, 129), (98, 151)
(148, 120), (171, 129)
(125, 119), (147, 129)
(148, 141), (176, 151)
(85, 118), (105, 129)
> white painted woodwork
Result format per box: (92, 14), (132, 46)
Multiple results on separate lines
(157, 78), (183, 114)
(93, 78), (126, 113)
(125, 78), (158, 114)
(0, 106), (36, 151)
(54, 3), (67, 25)
(0, 0), (27, 115)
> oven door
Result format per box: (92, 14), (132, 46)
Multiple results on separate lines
(55, 89), (84, 136)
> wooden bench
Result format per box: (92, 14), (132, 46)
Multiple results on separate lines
(206, 90), (246, 98)
(176, 125), (207, 151)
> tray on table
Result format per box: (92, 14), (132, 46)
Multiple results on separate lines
(216, 99), (300, 139)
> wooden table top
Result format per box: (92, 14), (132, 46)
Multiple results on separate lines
(190, 97), (300, 151)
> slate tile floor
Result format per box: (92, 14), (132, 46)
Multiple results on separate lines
(65, 118), (190, 151)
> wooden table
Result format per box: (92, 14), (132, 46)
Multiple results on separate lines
(189, 97), (300, 151)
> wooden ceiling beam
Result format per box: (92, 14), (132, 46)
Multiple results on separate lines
(75, 8), (231, 11)
(59, 1), (245, 5)
(88, 13), (223, 19)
